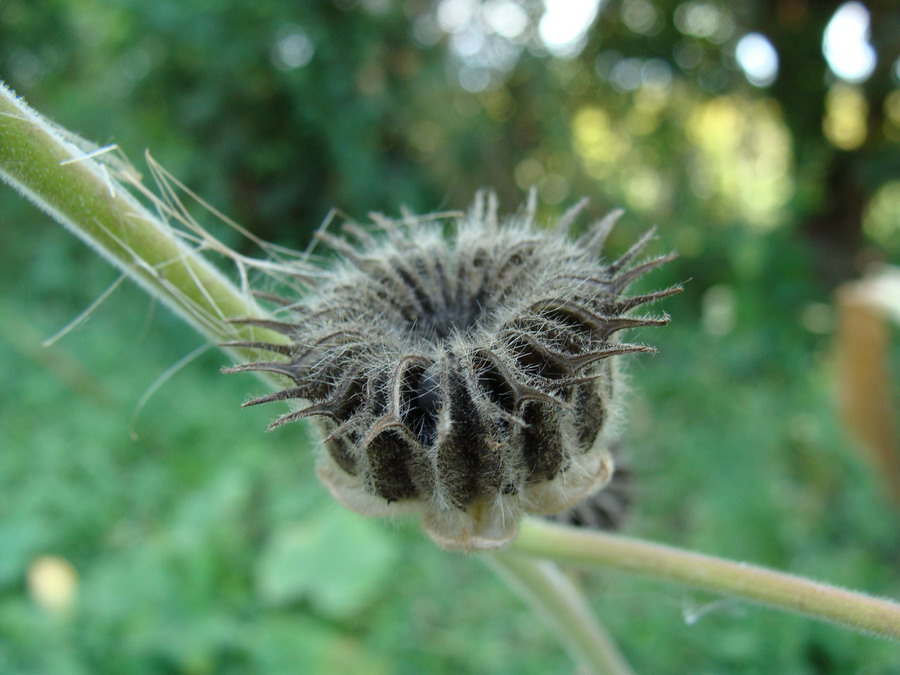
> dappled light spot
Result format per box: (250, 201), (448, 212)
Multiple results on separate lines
(597, 53), (674, 95)
(514, 156), (544, 191)
(735, 33), (778, 87)
(686, 96), (792, 227)
(620, 0), (661, 36)
(823, 84), (868, 151)
(823, 2), (877, 84)
(623, 167), (666, 213)
(572, 106), (630, 179)
(537, 173), (569, 204)
(434, 0), (532, 91)
(483, 0), (529, 40)
(539, 0), (601, 57)
(864, 181), (900, 250)
(701, 285), (737, 336)
(27, 556), (78, 614)
(673, 38), (704, 70)
(882, 91), (900, 143)
(272, 25), (314, 71)
(673, 1), (734, 44)
(609, 58), (644, 92)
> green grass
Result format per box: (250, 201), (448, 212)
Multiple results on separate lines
(2, 200), (899, 673)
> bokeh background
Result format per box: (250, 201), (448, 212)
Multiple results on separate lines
(2, 1), (900, 672)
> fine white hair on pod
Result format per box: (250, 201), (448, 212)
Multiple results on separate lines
(226, 193), (681, 551)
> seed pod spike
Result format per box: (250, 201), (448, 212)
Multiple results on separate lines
(479, 403), (528, 429)
(580, 208), (624, 256)
(221, 361), (300, 381)
(506, 332), (574, 375)
(612, 285), (684, 313)
(553, 274), (614, 293)
(565, 343), (657, 370)
(314, 230), (363, 263)
(228, 317), (298, 335)
(470, 190), (487, 224)
(291, 330), (365, 367)
(529, 297), (610, 335)
(368, 212), (404, 242)
(485, 191), (499, 232)
(601, 314), (671, 337)
(263, 373), (364, 430)
(508, 332), (655, 379)
(610, 225), (657, 273)
(473, 348), (565, 410)
(341, 221), (379, 249)
(523, 186), (538, 226)
(267, 402), (336, 431)
(553, 197), (590, 236)
(242, 387), (309, 408)
(221, 340), (292, 356)
(613, 252), (679, 292)
(251, 290), (295, 306)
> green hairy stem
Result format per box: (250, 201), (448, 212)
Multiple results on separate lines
(0, 82), (287, 360)
(515, 517), (900, 641)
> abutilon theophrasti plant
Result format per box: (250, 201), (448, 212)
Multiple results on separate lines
(3, 82), (897, 656)
(225, 193), (679, 551)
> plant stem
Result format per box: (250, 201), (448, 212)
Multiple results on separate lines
(485, 553), (634, 675)
(514, 517), (900, 640)
(0, 81), (287, 360)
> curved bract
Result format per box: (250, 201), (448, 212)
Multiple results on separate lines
(227, 193), (679, 550)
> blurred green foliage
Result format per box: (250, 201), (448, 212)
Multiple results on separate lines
(2, 1), (900, 673)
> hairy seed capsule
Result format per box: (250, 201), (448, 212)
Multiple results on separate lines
(227, 193), (678, 551)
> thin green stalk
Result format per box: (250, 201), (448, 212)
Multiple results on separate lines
(0, 81), (287, 360)
(514, 517), (900, 641)
(485, 553), (634, 675)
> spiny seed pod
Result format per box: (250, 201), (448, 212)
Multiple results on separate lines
(225, 192), (679, 551)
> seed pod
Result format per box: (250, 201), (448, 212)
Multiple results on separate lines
(228, 193), (679, 551)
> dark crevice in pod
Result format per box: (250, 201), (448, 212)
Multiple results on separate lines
(400, 361), (440, 447)
(325, 436), (358, 476)
(335, 376), (367, 422)
(455, 247), (485, 322)
(393, 258), (437, 322)
(360, 265), (421, 323)
(472, 351), (518, 413)
(489, 241), (538, 305)
(531, 298), (607, 340)
(507, 333), (571, 381)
